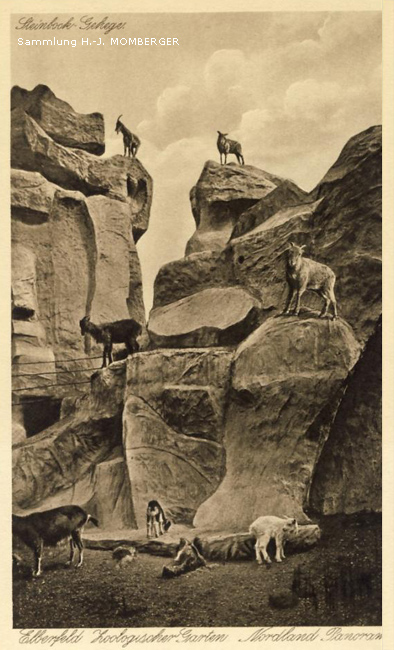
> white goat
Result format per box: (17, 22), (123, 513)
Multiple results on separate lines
(249, 515), (298, 564)
(284, 242), (338, 319)
(217, 131), (244, 165)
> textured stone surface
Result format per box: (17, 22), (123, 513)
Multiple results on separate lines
(11, 169), (57, 223)
(12, 361), (127, 511)
(309, 319), (381, 515)
(148, 287), (260, 348)
(194, 315), (360, 530)
(92, 451), (136, 529)
(12, 84), (105, 155)
(11, 108), (152, 239)
(127, 348), (233, 443)
(123, 395), (225, 527)
(153, 251), (229, 309)
(186, 161), (300, 255)
(154, 126), (381, 348)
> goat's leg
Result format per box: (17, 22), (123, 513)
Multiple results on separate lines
(72, 530), (84, 568)
(108, 344), (113, 365)
(283, 286), (295, 314)
(101, 350), (107, 368)
(33, 539), (44, 577)
(66, 537), (76, 566)
(274, 535), (284, 562)
(294, 287), (306, 316)
(319, 292), (330, 318)
(254, 541), (263, 565)
(329, 287), (338, 319)
(260, 536), (271, 563)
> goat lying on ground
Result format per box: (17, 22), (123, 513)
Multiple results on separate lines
(217, 131), (244, 165)
(162, 538), (206, 579)
(12, 506), (99, 577)
(146, 500), (171, 538)
(115, 115), (141, 158)
(80, 316), (142, 368)
(284, 242), (338, 319)
(112, 545), (137, 569)
(249, 515), (298, 565)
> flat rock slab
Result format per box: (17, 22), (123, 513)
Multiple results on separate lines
(148, 287), (260, 348)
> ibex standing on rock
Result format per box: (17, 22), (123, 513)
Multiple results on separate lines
(217, 131), (244, 165)
(284, 242), (338, 319)
(115, 115), (141, 158)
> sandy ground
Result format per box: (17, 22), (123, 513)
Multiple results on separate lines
(13, 513), (381, 628)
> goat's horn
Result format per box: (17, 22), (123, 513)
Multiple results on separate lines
(117, 114), (122, 121)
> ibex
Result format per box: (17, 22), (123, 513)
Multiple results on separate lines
(284, 242), (338, 319)
(115, 115), (141, 158)
(217, 131), (244, 165)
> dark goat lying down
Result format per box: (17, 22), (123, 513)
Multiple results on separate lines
(162, 538), (206, 579)
(12, 505), (99, 577)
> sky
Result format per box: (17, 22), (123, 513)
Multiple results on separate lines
(11, 11), (382, 313)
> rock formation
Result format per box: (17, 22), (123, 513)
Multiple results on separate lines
(12, 106), (381, 536)
(11, 85), (152, 446)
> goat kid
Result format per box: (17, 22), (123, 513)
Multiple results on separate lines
(80, 316), (142, 368)
(249, 515), (298, 565)
(162, 538), (206, 579)
(217, 131), (244, 165)
(284, 242), (338, 319)
(115, 115), (141, 158)
(146, 500), (171, 538)
(12, 505), (99, 577)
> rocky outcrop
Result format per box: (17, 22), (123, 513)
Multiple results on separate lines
(148, 287), (260, 348)
(154, 126), (381, 348)
(12, 118), (381, 537)
(150, 125), (381, 527)
(123, 349), (232, 524)
(186, 161), (306, 255)
(309, 318), (382, 515)
(123, 395), (225, 527)
(12, 360), (127, 512)
(11, 84), (105, 155)
(194, 315), (360, 530)
(11, 85), (151, 434)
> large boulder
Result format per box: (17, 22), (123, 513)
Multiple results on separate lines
(122, 349), (232, 525)
(12, 361), (127, 512)
(186, 161), (303, 255)
(123, 395), (225, 527)
(194, 314), (360, 530)
(12, 84), (105, 155)
(126, 348), (233, 443)
(309, 318), (381, 515)
(148, 287), (260, 348)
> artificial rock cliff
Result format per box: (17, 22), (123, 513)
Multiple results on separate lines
(11, 85), (152, 446)
(12, 96), (382, 535)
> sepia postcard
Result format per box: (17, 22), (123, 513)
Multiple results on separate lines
(0, 0), (393, 648)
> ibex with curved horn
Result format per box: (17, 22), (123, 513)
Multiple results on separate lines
(115, 115), (141, 158)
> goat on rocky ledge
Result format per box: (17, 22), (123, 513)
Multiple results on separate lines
(284, 242), (338, 319)
(217, 131), (244, 165)
(80, 316), (142, 368)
